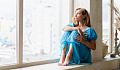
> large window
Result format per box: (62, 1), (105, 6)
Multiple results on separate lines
(0, 0), (70, 69)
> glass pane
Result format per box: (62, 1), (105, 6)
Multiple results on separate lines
(102, 0), (110, 53)
(23, 0), (61, 63)
(0, 0), (17, 65)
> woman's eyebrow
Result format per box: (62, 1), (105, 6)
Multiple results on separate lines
(76, 11), (81, 14)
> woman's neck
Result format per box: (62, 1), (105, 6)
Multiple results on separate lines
(78, 21), (84, 27)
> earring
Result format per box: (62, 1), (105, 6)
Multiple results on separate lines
(83, 20), (86, 25)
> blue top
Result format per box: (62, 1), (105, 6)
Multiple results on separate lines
(60, 23), (98, 65)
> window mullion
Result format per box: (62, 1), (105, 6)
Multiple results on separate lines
(109, 0), (114, 53)
(16, 0), (23, 65)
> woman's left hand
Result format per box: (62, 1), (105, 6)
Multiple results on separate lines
(75, 28), (86, 44)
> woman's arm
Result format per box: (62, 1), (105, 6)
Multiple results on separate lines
(75, 35), (96, 50)
(62, 26), (78, 31)
(75, 28), (96, 50)
(83, 40), (96, 50)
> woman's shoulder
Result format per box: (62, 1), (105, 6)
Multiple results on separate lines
(87, 27), (97, 33)
(85, 26), (92, 31)
(88, 27), (95, 31)
(87, 27), (98, 40)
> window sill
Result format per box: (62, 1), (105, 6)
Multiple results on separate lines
(11, 55), (120, 70)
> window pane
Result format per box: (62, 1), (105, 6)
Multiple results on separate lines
(0, 0), (17, 65)
(23, 0), (61, 63)
(102, 0), (110, 53)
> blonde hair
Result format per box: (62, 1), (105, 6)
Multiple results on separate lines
(72, 8), (91, 27)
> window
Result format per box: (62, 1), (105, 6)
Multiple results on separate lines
(102, 0), (111, 53)
(113, 0), (120, 52)
(23, 0), (61, 63)
(0, 0), (70, 69)
(102, 0), (120, 54)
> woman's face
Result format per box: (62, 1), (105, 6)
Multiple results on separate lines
(74, 10), (84, 22)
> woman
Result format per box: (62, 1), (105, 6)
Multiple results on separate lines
(58, 8), (98, 66)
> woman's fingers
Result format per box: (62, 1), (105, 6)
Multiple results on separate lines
(77, 34), (84, 38)
(76, 34), (81, 39)
(78, 28), (84, 36)
(77, 34), (80, 37)
(75, 37), (80, 40)
(78, 28), (82, 33)
(77, 41), (81, 42)
(76, 34), (85, 43)
(77, 27), (81, 34)
(78, 29), (85, 38)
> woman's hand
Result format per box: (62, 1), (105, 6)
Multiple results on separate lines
(76, 28), (96, 50)
(75, 28), (86, 44)
(77, 27), (84, 36)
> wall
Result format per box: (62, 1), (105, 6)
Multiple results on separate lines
(74, 0), (102, 61)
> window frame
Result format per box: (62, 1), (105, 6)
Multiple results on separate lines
(109, 0), (114, 53)
(102, 0), (114, 54)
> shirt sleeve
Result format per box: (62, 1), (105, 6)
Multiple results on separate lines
(66, 23), (75, 27)
(88, 28), (98, 40)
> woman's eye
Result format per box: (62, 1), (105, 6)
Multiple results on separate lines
(75, 13), (80, 16)
(77, 14), (79, 15)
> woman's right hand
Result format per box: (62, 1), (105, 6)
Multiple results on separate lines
(75, 28), (86, 44)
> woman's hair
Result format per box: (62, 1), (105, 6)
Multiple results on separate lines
(72, 8), (91, 27)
